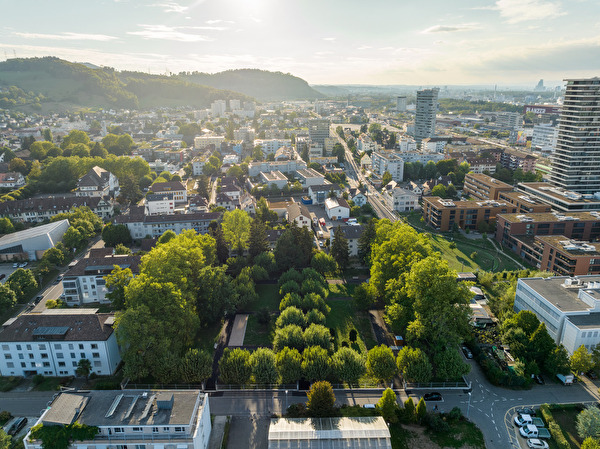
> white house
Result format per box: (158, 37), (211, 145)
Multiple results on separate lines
(145, 193), (175, 216)
(348, 188), (367, 207)
(514, 275), (600, 355)
(151, 181), (187, 204)
(0, 172), (25, 188)
(115, 210), (221, 239)
(75, 166), (119, 198)
(25, 390), (211, 449)
(286, 203), (311, 229)
(296, 168), (325, 187)
(325, 197), (350, 220)
(383, 187), (420, 212)
(260, 171), (288, 189)
(254, 139), (292, 155)
(220, 184), (242, 201)
(0, 309), (121, 377)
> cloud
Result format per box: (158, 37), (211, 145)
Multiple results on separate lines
(322, 37), (336, 41)
(127, 24), (212, 42)
(14, 32), (118, 42)
(493, 0), (565, 23)
(151, 2), (188, 13)
(421, 23), (481, 34)
(205, 19), (235, 25)
(357, 45), (372, 50)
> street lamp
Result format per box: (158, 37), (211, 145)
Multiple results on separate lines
(467, 392), (472, 419)
(285, 390), (288, 414)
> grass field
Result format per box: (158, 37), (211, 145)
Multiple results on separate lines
(194, 319), (224, 353)
(427, 420), (486, 448)
(546, 404), (583, 449)
(0, 376), (22, 392)
(244, 284), (280, 312)
(243, 314), (275, 347)
(326, 298), (377, 353)
(327, 283), (356, 298)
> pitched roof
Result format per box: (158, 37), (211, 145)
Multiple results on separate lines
(332, 224), (364, 240)
(151, 181), (186, 192)
(65, 253), (142, 277)
(0, 195), (107, 215)
(78, 166), (110, 188)
(286, 203), (310, 221)
(115, 212), (221, 225)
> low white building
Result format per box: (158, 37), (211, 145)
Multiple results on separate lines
(151, 181), (187, 204)
(254, 139), (292, 155)
(348, 188), (367, 207)
(260, 171), (288, 189)
(145, 193), (175, 215)
(286, 203), (311, 229)
(296, 168), (325, 187)
(25, 390), (211, 449)
(0, 219), (70, 261)
(514, 275), (600, 355)
(248, 159), (307, 177)
(115, 210), (221, 239)
(0, 309), (121, 377)
(383, 187), (420, 212)
(325, 197), (350, 220)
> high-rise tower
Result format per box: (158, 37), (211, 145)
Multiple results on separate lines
(549, 78), (600, 194)
(414, 88), (439, 147)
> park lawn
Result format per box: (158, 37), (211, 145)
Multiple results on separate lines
(194, 319), (224, 353)
(548, 404), (583, 449)
(326, 299), (377, 353)
(426, 419), (486, 449)
(243, 314), (275, 347)
(244, 284), (280, 312)
(327, 283), (356, 298)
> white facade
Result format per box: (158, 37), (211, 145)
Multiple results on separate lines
(415, 88), (438, 144)
(371, 151), (404, 182)
(532, 123), (558, 152)
(325, 198), (350, 220)
(496, 112), (522, 130)
(151, 182), (187, 204)
(384, 187), (420, 212)
(398, 151), (444, 164)
(194, 135), (225, 150)
(254, 139), (292, 155)
(397, 138), (418, 152)
(145, 194), (175, 215)
(308, 142), (324, 159)
(260, 171), (288, 189)
(192, 158), (206, 176)
(357, 134), (378, 153)
(296, 168), (325, 187)
(0, 311), (121, 377)
(514, 276), (600, 354)
(211, 100), (227, 117)
(0, 172), (25, 188)
(248, 159), (307, 177)
(116, 212), (221, 240)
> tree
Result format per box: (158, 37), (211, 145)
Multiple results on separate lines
(433, 348), (470, 380)
(582, 438), (600, 449)
(303, 324), (334, 352)
(276, 306), (306, 328)
(0, 217), (14, 234)
(42, 247), (65, 266)
(222, 209), (251, 254)
(306, 309), (326, 326)
(358, 218), (377, 266)
(306, 381), (336, 417)
(378, 388), (398, 423)
(572, 345), (594, 374)
(248, 219), (269, 260)
(76, 358), (92, 378)
(404, 398), (416, 423)
(6, 268), (38, 303)
(366, 345), (397, 383)
(0, 284), (17, 314)
(330, 226), (350, 271)
(544, 345), (571, 376)
(102, 223), (132, 247)
(431, 184), (447, 197)
(219, 348), (252, 385)
(61, 130), (90, 149)
(276, 347), (303, 384)
(180, 348), (213, 384)
(396, 346), (433, 383)
(504, 310), (540, 336)
(274, 226), (314, 272)
(114, 244), (132, 255)
(381, 171), (392, 186)
(274, 324), (305, 352)
(9, 157), (27, 175)
(250, 348), (278, 384)
(529, 322), (557, 366)
(332, 347), (366, 385)
(210, 226), (230, 265)
(105, 266), (133, 310)
(416, 397), (427, 424)
(578, 406), (600, 440)
(311, 252), (338, 276)
(302, 346), (331, 381)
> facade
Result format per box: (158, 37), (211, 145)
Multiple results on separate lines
(260, 171), (288, 189)
(495, 211), (600, 248)
(463, 173), (513, 201)
(115, 212), (221, 239)
(308, 184), (342, 205)
(414, 88), (439, 145)
(396, 96), (407, 112)
(329, 225), (364, 257)
(0, 219), (70, 261)
(324, 197), (350, 220)
(194, 135), (224, 150)
(423, 197), (516, 232)
(371, 152), (404, 182)
(253, 139), (292, 155)
(268, 417), (391, 449)
(501, 151), (537, 173)
(76, 167), (119, 198)
(62, 249), (141, 305)
(25, 390), (211, 449)
(220, 184), (242, 201)
(497, 191), (552, 214)
(151, 181), (187, 204)
(285, 203), (311, 229)
(532, 123), (558, 152)
(517, 182), (600, 212)
(496, 112), (521, 130)
(215, 193), (236, 211)
(357, 134), (378, 153)
(0, 309), (120, 377)
(145, 193), (175, 216)
(296, 168), (325, 187)
(549, 78), (600, 194)
(0, 195), (113, 222)
(308, 119), (330, 145)
(348, 188), (367, 207)
(0, 172), (25, 188)
(192, 157), (208, 176)
(514, 275), (600, 354)
(384, 187), (420, 212)
(248, 159), (307, 177)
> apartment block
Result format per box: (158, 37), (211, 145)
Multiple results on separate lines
(517, 182), (600, 212)
(497, 191), (552, 214)
(463, 173), (513, 200)
(422, 197), (517, 231)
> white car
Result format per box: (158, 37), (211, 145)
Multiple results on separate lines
(527, 439), (549, 449)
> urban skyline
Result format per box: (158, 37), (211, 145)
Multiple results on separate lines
(1, 0), (599, 86)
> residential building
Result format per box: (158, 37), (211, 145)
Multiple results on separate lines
(329, 225), (364, 257)
(188, 195), (209, 213)
(0, 196), (113, 222)
(421, 137), (446, 153)
(0, 309), (120, 377)
(239, 193), (256, 215)
(308, 142), (324, 160)
(324, 197), (350, 220)
(532, 123), (558, 152)
(268, 417), (391, 449)
(513, 275), (600, 354)
(348, 188), (367, 207)
(234, 127), (256, 143)
(501, 150), (537, 172)
(308, 184), (342, 205)
(495, 211), (600, 249)
(151, 181), (187, 204)
(549, 78), (600, 194)
(497, 191), (552, 214)
(383, 187), (420, 212)
(75, 166), (119, 198)
(211, 99), (227, 117)
(465, 157), (498, 174)
(308, 119), (330, 145)
(260, 171), (288, 189)
(214, 193), (236, 211)
(371, 152), (404, 182)
(414, 88), (439, 146)
(463, 173), (513, 201)
(115, 211), (221, 239)
(253, 139), (292, 155)
(144, 193), (175, 216)
(296, 168), (325, 187)
(0, 219), (70, 261)
(25, 390), (211, 449)
(398, 151), (444, 164)
(496, 112), (521, 130)
(396, 96), (407, 112)
(286, 203), (311, 228)
(220, 184), (242, 201)
(0, 172), (25, 188)
(357, 134), (378, 153)
(194, 135), (225, 150)
(422, 197), (516, 232)
(62, 249), (141, 305)
(248, 159), (307, 177)
(360, 153), (372, 169)
(517, 182), (600, 212)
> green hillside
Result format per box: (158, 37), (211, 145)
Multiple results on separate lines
(179, 68), (325, 101)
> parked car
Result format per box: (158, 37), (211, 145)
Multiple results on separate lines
(423, 392), (443, 401)
(34, 295), (43, 304)
(461, 346), (473, 359)
(585, 371), (599, 380)
(532, 374), (545, 385)
(527, 439), (549, 449)
(8, 417), (27, 436)
(516, 407), (536, 416)
(53, 275), (63, 285)
(18, 262), (28, 268)
(12, 262), (18, 268)
(0, 274), (5, 280)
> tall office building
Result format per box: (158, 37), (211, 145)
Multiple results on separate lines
(549, 77), (600, 194)
(396, 96), (407, 112)
(308, 119), (330, 145)
(414, 88), (439, 147)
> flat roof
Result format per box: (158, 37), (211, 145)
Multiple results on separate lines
(520, 276), (600, 313)
(567, 313), (600, 330)
(498, 211), (600, 223)
(42, 390), (202, 427)
(0, 219), (69, 247)
(268, 417), (390, 441)
(498, 191), (549, 206)
(465, 172), (512, 188)
(424, 196), (512, 209)
(519, 182), (600, 205)
(536, 235), (600, 256)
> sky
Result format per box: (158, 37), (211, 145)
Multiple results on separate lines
(1, 0), (599, 87)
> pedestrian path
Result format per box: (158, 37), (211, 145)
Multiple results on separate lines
(228, 314), (248, 346)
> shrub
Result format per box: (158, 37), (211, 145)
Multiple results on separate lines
(0, 410), (12, 423)
(447, 407), (463, 422)
(256, 307), (271, 325)
(423, 412), (450, 433)
(349, 329), (358, 343)
(33, 374), (45, 385)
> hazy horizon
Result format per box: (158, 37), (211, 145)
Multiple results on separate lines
(1, 0), (598, 87)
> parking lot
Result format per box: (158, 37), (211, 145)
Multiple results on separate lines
(0, 262), (27, 284)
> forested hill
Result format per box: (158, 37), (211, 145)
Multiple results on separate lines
(178, 69), (325, 101)
(0, 57), (252, 110)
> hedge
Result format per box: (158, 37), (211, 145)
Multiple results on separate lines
(539, 403), (571, 449)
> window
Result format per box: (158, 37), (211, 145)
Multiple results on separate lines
(26, 345), (31, 350)
(43, 362), (50, 367)
(132, 427), (142, 432)
(38, 344), (46, 350)
(31, 362), (36, 368)
(6, 362), (14, 368)
(18, 353), (23, 359)
(91, 344), (98, 349)
(4, 354), (11, 360)
(80, 353), (86, 359)
(92, 353), (100, 358)
(58, 362), (66, 367)
(163, 427), (170, 432)
(1, 345), (8, 351)
(114, 428), (124, 433)
(16, 344), (21, 350)
(56, 353), (64, 359)
(41, 353), (48, 359)
(29, 354), (34, 359)
(73, 361), (78, 367)
(79, 344), (84, 350)
(54, 344), (61, 350)
(94, 361), (101, 367)
(68, 344), (74, 350)
(174, 427), (184, 432)
(152, 428), (159, 433)
(20, 362), (25, 368)
(71, 353), (76, 359)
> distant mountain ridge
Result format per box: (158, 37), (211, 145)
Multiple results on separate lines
(178, 69), (325, 101)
